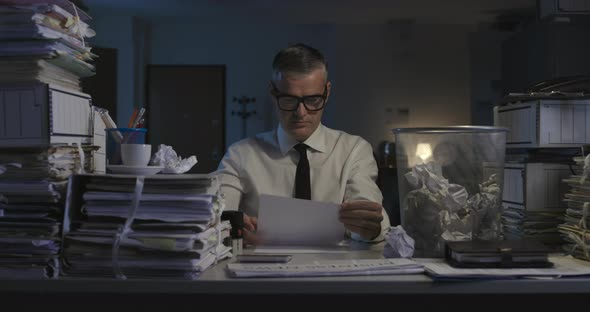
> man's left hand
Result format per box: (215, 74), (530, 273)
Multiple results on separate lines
(339, 201), (384, 240)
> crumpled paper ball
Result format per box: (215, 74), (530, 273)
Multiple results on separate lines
(149, 144), (197, 174)
(383, 225), (415, 258)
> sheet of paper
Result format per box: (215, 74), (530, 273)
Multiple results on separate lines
(254, 246), (349, 254)
(256, 194), (345, 248)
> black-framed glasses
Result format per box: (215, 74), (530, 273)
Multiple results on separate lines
(272, 83), (327, 111)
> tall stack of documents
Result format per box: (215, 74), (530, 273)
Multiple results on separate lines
(0, 145), (94, 279)
(62, 174), (232, 279)
(0, 0), (96, 91)
(0, 1), (102, 279)
(558, 155), (590, 261)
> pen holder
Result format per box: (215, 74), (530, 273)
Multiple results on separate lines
(105, 128), (148, 167)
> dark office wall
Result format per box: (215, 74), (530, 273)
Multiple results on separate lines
(149, 22), (473, 149)
(468, 21), (590, 127)
(469, 28), (512, 126)
(81, 46), (118, 122)
(502, 22), (590, 94)
(87, 15), (135, 127)
(149, 22), (337, 146)
(146, 65), (225, 173)
(88, 11), (475, 153)
(328, 23), (472, 147)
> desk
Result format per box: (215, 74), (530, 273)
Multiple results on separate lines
(1, 244), (589, 311)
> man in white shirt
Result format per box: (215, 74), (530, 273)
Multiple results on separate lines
(216, 43), (390, 244)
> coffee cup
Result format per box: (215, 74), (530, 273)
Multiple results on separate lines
(121, 144), (151, 166)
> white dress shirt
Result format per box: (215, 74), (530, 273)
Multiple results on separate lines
(215, 123), (390, 241)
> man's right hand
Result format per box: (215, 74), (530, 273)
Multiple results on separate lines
(242, 213), (259, 245)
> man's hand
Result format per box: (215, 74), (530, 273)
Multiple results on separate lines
(339, 201), (384, 240)
(242, 213), (260, 245)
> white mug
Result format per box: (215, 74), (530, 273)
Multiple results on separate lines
(121, 144), (151, 166)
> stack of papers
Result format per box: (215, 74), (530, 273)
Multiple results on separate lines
(0, 144), (95, 279)
(227, 258), (424, 278)
(0, 0), (99, 279)
(558, 155), (590, 261)
(502, 209), (565, 247)
(62, 174), (232, 280)
(0, 145), (95, 181)
(0, 1), (96, 91)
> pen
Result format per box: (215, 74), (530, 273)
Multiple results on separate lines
(127, 107), (138, 128)
(131, 107), (146, 128)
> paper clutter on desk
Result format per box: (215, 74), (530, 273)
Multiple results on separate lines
(149, 144), (197, 174)
(383, 225), (415, 258)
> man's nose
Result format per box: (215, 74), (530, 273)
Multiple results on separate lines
(294, 101), (308, 116)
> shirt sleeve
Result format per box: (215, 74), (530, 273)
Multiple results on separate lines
(345, 138), (391, 243)
(214, 144), (244, 212)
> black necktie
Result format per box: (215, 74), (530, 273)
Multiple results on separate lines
(294, 143), (311, 200)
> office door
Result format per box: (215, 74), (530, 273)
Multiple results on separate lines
(146, 65), (225, 173)
(82, 47), (118, 122)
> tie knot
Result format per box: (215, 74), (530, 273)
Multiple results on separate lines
(294, 144), (308, 154)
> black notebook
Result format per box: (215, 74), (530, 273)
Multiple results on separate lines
(444, 240), (554, 268)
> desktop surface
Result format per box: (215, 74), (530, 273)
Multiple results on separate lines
(0, 242), (589, 310)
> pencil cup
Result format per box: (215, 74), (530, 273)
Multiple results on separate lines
(105, 128), (147, 166)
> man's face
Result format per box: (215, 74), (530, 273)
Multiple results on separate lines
(271, 69), (331, 142)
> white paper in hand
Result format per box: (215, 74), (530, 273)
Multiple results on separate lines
(256, 194), (345, 247)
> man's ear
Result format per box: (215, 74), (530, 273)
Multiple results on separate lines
(268, 81), (280, 120)
(268, 81), (279, 107)
(325, 81), (332, 103)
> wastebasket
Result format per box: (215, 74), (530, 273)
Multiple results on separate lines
(393, 126), (508, 257)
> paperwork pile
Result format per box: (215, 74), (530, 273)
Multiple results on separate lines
(558, 155), (590, 261)
(502, 208), (565, 247)
(62, 174), (232, 279)
(0, 145), (94, 279)
(0, 1), (101, 279)
(0, 0), (96, 91)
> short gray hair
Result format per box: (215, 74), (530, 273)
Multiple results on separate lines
(272, 43), (328, 82)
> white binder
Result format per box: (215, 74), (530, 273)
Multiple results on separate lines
(0, 82), (93, 147)
(494, 99), (590, 148)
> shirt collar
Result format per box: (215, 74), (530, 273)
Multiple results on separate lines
(277, 123), (327, 155)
